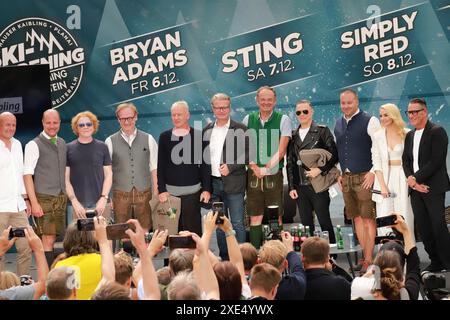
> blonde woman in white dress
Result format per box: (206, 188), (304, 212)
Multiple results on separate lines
(371, 103), (415, 242)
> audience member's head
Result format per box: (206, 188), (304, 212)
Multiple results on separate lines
(169, 249), (194, 277)
(63, 221), (98, 257)
(0, 271), (20, 290)
(258, 240), (288, 271)
(249, 263), (281, 300)
(114, 251), (134, 287)
(157, 266), (172, 286)
(379, 240), (406, 268)
(46, 267), (77, 300)
(167, 271), (201, 300)
(213, 261), (242, 300)
(301, 236), (329, 268)
(91, 281), (131, 300)
(372, 250), (404, 300)
(239, 243), (258, 273)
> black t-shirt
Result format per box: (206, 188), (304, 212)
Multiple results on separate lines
(67, 139), (112, 205)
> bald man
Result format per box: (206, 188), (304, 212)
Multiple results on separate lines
(0, 112), (32, 276)
(24, 109), (67, 267)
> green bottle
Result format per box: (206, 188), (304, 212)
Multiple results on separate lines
(336, 225), (344, 249)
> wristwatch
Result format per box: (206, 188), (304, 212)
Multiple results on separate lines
(101, 195), (109, 200)
(225, 229), (236, 238)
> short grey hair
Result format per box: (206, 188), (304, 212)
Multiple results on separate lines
(171, 100), (189, 112)
(46, 266), (76, 300)
(167, 271), (201, 300)
(210, 93), (231, 106)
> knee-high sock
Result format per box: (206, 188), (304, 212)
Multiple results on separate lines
(44, 251), (54, 268)
(250, 225), (263, 250)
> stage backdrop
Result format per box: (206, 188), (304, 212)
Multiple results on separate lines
(1, 0), (449, 171)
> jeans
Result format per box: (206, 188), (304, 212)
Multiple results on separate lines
(211, 177), (245, 260)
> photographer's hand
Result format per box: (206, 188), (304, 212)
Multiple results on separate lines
(203, 211), (217, 234)
(24, 227), (48, 300)
(217, 214), (233, 233)
(147, 229), (168, 257)
(281, 231), (294, 252)
(93, 216), (108, 245)
(392, 214), (414, 254)
(0, 226), (15, 256)
(127, 219), (160, 300)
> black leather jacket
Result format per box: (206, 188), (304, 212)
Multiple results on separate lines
(287, 122), (338, 190)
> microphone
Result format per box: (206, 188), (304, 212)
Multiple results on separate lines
(370, 189), (396, 198)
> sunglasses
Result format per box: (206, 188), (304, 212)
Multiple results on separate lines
(404, 109), (424, 116)
(296, 110), (309, 116)
(78, 122), (93, 128)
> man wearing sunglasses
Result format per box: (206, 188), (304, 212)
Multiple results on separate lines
(105, 102), (158, 233)
(65, 111), (112, 222)
(402, 98), (450, 272)
(334, 88), (380, 274)
(286, 100), (338, 245)
(23, 109), (67, 267)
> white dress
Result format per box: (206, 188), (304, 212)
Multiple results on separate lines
(375, 143), (415, 241)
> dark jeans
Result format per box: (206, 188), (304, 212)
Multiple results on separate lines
(211, 177), (246, 260)
(296, 185), (336, 243)
(178, 190), (202, 236)
(411, 191), (450, 268)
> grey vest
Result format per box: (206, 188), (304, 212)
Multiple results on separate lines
(33, 134), (66, 196)
(110, 130), (152, 192)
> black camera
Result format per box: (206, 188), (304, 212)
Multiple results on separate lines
(264, 206), (281, 241)
(212, 202), (225, 224)
(421, 271), (449, 300)
(77, 218), (95, 231)
(168, 235), (196, 250)
(9, 227), (26, 240)
(85, 209), (97, 218)
(20, 275), (34, 286)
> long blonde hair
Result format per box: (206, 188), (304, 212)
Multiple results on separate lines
(380, 103), (407, 139)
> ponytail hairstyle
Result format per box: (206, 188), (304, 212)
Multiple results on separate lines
(373, 250), (404, 300)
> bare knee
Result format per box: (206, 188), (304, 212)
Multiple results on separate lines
(250, 215), (263, 225)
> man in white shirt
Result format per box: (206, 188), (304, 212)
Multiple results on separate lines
(203, 93), (248, 260)
(105, 102), (158, 232)
(23, 109), (67, 267)
(402, 98), (450, 271)
(334, 89), (380, 274)
(0, 112), (31, 276)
